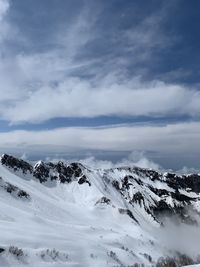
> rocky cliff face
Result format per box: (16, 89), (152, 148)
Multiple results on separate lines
(1, 154), (33, 174)
(1, 154), (87, 184)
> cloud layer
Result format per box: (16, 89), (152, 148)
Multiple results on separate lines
(0, 0), (199, 124)
(0, 0), (199, 169)
(1, 75), (200, 124)
(0, 121), (199, 155)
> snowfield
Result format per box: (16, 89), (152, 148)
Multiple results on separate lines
(0, 154), (200, 267)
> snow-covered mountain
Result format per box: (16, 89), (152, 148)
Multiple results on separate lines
(0, 154), (200, 267)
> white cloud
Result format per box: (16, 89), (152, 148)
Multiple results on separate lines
(0, 1), (199, 124)
(0, 122), (200, 156)
(0, 1), (199, 172)
(1, 75), (200, 123)
(119, 151), (161, 170)
(0, 0), (9, 20)
(78, 151), (161, 170)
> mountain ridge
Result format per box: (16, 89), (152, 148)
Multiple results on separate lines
(0, 154), (200, 267)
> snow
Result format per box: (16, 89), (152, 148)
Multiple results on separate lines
(0, 163), (149, 266)
(0, 160), (199, 266)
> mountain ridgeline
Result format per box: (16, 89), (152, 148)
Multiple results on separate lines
(0, 154), (200, 267)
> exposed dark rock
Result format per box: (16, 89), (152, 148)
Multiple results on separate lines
(78, 175), (91, 186)
(57, 163), (84, 183)
(165, 172), (176, 180)
(33, 161), (50, 183)
(1, 154), (33, 174)
(6, 182), (18, 194)
(40, 248), (68, 262)
(134, 178), (144, 186)
(96, 196), (111, 205)
(165, 173), (200, 193)
(131, 192), (144, 206)
(118, 208), (139, 224)
(171, 190), (193, 202)
(50, 175), (58, 181)
(155, 253), (195, 267)
(153, 200), (172, 215)
(32, 161), (85, 183)
(112, 180), (120, 190)
(59, 173), (70, 183)
(0, 247), (5, 253)
(122, 175), (133, 189)
(103, 165), (200, 224)
(143, 253), (152, 263)
(152, 199), (196, 224)
(8, 246), (25, 258)
(57, 162), (74, 182)
(185, 174), (200, 193)
(17, 190), (30, 199)
(0, 177), (30, 200)
(70, 163), (83, 177)
(130, 167), (162, 181)
(148, 186), (170, 197)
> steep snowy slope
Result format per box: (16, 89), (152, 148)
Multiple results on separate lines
(0, 154), (200, 267)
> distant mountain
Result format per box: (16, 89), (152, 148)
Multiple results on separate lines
(0, 154), (200, 267)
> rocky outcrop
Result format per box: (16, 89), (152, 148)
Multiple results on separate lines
(0, 247), (5, 254)
(78, 175), (91, 186)
(118, 208), (139, 223)
(95, 196), (111, 205)
(0, 154), (86, 185)
(33, 161), (51, 183)
(0, 177), (30, 200)
(1, 154), (33, 174)
(103, 166), (200, 225)
(165, 173), (200, 193)
(33, 161), (85, 184)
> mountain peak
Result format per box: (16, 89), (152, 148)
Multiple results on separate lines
(0, 154), (200, 266)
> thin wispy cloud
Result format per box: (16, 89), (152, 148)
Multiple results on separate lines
(0, 0), (189, 124)
(0, 0), (9, 41)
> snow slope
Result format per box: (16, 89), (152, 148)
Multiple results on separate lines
(0, 154), (200, 267)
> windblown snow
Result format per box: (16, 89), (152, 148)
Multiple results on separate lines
(0, 154), (200, 267)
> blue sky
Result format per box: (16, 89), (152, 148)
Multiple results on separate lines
(0, 0), (200, 169)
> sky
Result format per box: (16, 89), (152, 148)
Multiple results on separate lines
(0, 0), (200, 170)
